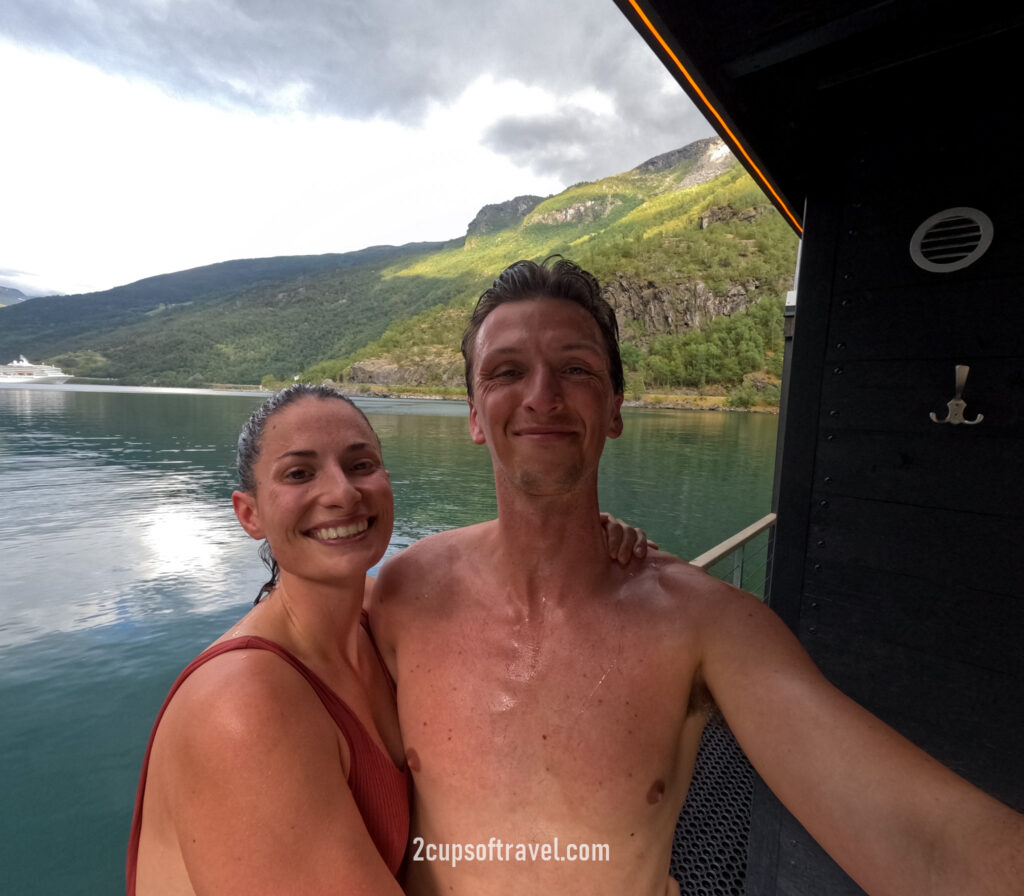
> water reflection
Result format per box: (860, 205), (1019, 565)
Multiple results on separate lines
(0, 384), (73, 418)
(143, 503), (230, 574)
(0, 388), (265, 648)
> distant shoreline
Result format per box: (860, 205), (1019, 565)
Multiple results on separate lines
(6, 380), (778, 413)
(325, 384), (780, 414)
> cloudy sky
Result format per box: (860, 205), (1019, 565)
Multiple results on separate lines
(0, 0), (712, 296)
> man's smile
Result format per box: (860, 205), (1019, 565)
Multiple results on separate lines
(512, 423), (578, 437)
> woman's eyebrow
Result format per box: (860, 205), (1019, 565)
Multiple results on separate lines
(276, 442), (376, 461)
(276, 448), (316, 460)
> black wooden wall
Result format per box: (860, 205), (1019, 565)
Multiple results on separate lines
(748, 81), (1024, 894)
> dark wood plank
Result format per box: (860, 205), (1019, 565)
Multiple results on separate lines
(805, 494), (1022, 598)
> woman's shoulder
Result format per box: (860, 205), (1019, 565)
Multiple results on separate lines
(157, 640), (342, 763)
(138, 641), (405, 895)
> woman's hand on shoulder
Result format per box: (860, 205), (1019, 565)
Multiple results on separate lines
(600, 512), (659, 565)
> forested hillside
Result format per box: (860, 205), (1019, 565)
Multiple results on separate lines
(1, 138), (800, 405)
(0, 245), (454, 385)
(310, 139), (799, 407)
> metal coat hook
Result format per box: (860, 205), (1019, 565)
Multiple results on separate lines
(930, 364), (983, 425)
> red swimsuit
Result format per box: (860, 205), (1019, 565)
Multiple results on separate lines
(126, 630), (410, 893)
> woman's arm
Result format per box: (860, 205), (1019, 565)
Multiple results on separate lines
(151, 649), (406, 896)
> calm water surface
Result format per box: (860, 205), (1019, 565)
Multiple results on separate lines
(0, 385), (777, 894)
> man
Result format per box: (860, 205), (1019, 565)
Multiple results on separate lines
(369, 258), (1023, 895)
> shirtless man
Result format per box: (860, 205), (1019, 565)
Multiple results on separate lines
(369, 258), (1024, 896)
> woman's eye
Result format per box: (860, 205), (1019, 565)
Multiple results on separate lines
(284, 468), (311, 481)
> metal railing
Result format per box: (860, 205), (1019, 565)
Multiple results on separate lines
(690, 512), (776, 599)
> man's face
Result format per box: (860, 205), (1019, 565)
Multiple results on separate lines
(467, 298), (624, 497)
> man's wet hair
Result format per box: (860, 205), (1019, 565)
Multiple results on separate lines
(461, 256), (625, 398)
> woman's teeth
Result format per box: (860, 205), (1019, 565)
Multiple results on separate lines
(312, 520), (369, 540)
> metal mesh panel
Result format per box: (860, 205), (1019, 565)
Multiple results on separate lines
(670, 711), (754, 895)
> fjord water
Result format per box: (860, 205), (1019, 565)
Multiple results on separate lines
(0, 386), (777, 894)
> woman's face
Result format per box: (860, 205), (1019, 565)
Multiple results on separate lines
(232, 396), (394, 588)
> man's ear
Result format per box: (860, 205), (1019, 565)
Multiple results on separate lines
(468, 398), (487, 445)
(608, 393), (624, 439)
(232, 490), (265, 540)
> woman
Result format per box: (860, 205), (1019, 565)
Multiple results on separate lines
(127, 384), (650, 895)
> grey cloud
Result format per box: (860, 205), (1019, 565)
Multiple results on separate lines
(1, 0), (713, 179)
(483, 99), (713, 184)
(2, 0), (592, 116)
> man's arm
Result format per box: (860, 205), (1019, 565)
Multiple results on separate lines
(686, 572), (1024, 896)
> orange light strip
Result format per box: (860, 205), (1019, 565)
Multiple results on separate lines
(625, 0), (803, 234)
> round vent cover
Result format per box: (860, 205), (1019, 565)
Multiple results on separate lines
(910, 207), (993, 272)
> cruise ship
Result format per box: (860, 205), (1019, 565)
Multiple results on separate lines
(0, 356), (72, 384)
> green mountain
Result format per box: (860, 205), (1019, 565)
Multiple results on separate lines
(0, 245), (456, 385)
(0, 138), (799, 403)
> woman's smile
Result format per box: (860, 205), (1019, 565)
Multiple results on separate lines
(309, 518), (372, 541)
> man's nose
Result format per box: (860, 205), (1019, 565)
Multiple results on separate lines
(522, 365), (563, 411)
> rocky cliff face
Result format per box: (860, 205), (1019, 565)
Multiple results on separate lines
(466, 195), (547, 236)
(527, 196), (623, 227)
(634, 136), (734, 189)
(698, 203), (761, 229)
(347, 352), (464, 388)
(603, 273), (761, 342)
(603, 198), (776, 343)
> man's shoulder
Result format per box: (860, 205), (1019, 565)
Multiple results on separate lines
(386, 521), (493, 568)
(374, 521), (495, 604)
(626, 550), (755, 617)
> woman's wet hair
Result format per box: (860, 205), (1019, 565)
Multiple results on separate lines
(235, 383), (377, 603)
(461, 256), (625, 398)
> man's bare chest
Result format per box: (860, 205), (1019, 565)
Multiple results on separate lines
(396, 614), (699, 813)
